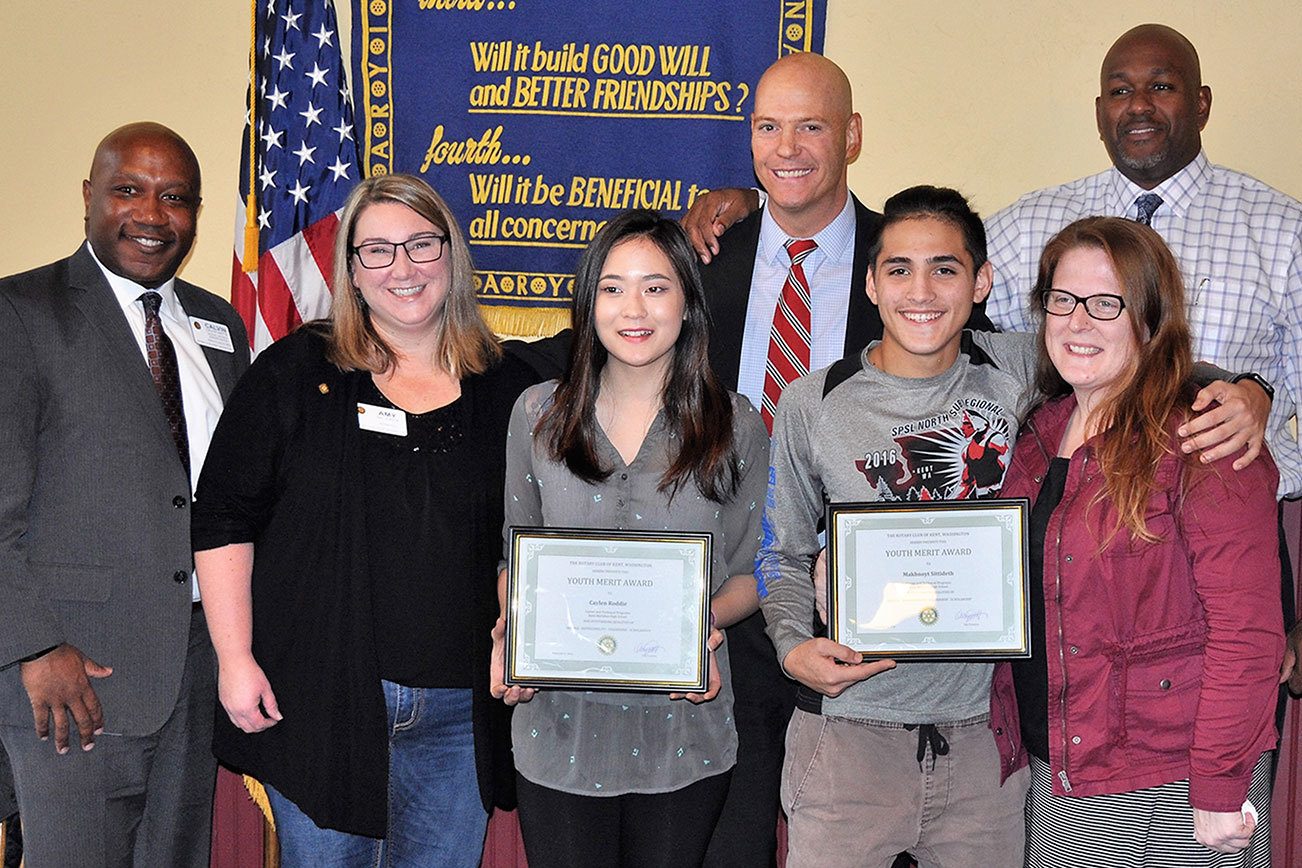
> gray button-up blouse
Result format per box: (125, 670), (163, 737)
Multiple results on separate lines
(502, 381), (769, 796)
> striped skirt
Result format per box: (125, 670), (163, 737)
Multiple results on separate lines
(1025, 753), (1272, 868)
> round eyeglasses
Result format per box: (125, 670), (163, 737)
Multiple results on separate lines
(350, 233), (447, 269)
(1040, 289), (1127, 321)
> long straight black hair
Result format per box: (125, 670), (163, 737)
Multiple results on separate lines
(535, 209), (740, 503)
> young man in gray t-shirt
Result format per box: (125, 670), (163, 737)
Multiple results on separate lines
(756, 186), (1034, 866)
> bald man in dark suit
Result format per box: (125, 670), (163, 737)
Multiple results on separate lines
(0, 122), (249, 868)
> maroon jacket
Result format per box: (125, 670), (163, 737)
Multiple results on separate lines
(1000, 394), (1282, 811)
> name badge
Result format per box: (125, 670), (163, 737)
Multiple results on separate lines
(357, 402), (408, 437)
(190, 317), (236, 352)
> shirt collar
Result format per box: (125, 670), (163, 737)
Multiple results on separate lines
(86, 241), (180, 313)
(757, 193), (856, 267)
(1106, 150), (1212, 220)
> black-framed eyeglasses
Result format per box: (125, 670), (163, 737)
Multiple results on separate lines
(350, 233), (447, 269)
(1040, 289), (1127, 321)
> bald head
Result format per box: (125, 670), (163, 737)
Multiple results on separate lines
(1095, 24), (1210, 188)
(83, 122), (202, 287)
(751, 53), (862, 237)
(1102, 24), (1202, 87)
(756, 52), (854, 120)
(90, 122), (201, 193)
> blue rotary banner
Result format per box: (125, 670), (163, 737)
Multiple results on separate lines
(351, 0), (826, 334)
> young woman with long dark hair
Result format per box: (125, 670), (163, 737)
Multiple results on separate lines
(490, 209), (768, 867)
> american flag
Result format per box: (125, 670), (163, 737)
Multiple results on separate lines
(232, 0), (359, 352)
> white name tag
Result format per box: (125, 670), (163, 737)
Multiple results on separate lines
(189, 317), (236, 352)
(357, 402), (408, 437)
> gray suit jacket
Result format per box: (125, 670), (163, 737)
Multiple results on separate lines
(0, 244), (249, 735)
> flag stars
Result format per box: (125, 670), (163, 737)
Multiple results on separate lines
(288, 180), (311, 206)
(299, 102), (324, 127)
(281, 9), (302, 31)
(257, 209), (272, 230)
(273, 47), (295, 71)
(259, 167), (277, 191)
(266, 85), (290, 110)
(312, 24), (334, 48)
(293, 141), (317, 166)
(305, 62), (329, 89)
(327, 157), (351, 182)
(332, 120), (354, 143)
(263, 36), (272, 58)
(260, 125), (285, 150)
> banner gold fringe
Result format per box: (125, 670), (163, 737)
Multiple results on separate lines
(480, 305), (571, 339)
(243, 774), (275, 830)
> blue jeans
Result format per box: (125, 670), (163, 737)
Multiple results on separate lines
(267, 683), (488, 868)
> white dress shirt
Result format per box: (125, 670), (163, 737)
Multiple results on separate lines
(735, 195), (858, 413)
(89, 245), (225, 599)
(984, 152), (1302, 497)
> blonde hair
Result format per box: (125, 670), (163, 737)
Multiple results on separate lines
(326, 173), (500, 376)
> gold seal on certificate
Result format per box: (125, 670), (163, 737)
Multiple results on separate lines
(826, 499), (1031, 660)
(504, 527), (713, 692)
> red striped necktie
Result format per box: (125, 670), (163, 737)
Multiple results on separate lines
(761, 238), (817, 434)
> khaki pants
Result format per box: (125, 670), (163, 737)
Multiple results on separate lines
(781, 709), (1028, 868)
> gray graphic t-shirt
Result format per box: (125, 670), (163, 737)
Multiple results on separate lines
(758, 330), (1036, 723)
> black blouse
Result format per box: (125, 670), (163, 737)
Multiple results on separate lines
(360, 377), (482, 688)
(1011, 455), (1070, 763)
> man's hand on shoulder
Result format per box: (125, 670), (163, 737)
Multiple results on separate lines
(782, 638), (895, 698)
(1180, 378), (1271, 470)
(19, 643), (112, 754)
(681, 187), (761, 264)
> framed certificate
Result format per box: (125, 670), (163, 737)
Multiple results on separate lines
(504, 527), (713, 692)
(826, 499), (1031, 661)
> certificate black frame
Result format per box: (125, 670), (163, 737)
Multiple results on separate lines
(505, 526), (713, 692)
(825, 498), (1032, 661)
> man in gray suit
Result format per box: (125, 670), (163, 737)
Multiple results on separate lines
(0, 122), (250, 867)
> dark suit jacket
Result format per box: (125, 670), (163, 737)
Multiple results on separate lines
(693, 196), (881, 708)
(701, 194), (886, 389)
(0, 244), (249, 736)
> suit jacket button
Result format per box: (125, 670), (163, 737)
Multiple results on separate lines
(173, 570), (188, 584)
(173, 495), (187, 508)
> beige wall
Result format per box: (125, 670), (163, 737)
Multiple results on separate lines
(2, 1), (1299, 296)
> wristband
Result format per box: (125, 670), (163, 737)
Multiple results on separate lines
(1231, 371), (1275, 403)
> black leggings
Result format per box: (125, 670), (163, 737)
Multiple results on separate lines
(516, 770), (733, 868)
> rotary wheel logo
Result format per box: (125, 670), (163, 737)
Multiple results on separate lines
(919, 607), (939, 626)
(597, 636), (617, 655)
(785, 23), (805, 42)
